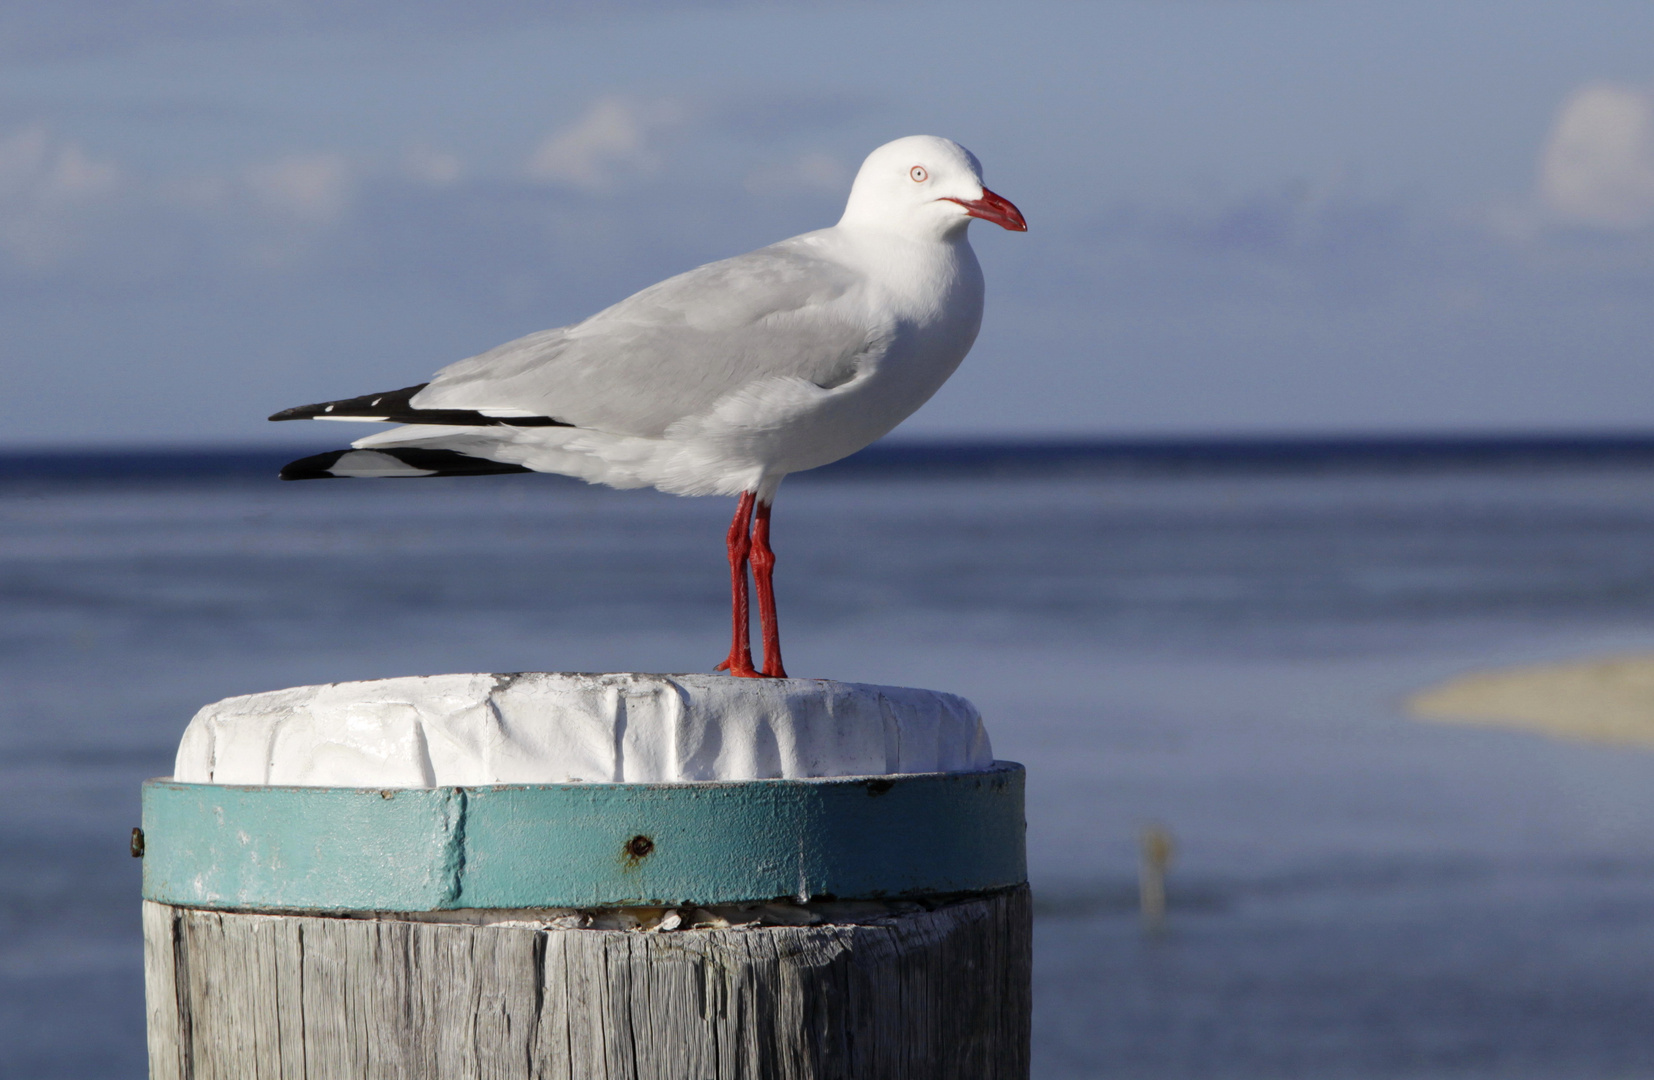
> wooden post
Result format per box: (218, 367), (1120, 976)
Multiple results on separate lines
(143, 888), (1029, 1079)
(139, 691), (1031, 1079)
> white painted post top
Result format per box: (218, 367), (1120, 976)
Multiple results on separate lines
(173, 673), (993, 787)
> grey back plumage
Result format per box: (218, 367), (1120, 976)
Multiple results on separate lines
(412, 236), (881, 439)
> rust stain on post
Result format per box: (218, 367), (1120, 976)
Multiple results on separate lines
(622, 834), (655, 869)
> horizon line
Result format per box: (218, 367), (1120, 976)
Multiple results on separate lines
(11, 431), (1654, 482)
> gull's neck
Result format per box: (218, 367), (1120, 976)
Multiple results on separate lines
(814, 220), (979, 315)
(827, 218), (972, 262)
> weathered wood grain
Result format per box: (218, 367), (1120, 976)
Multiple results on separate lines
(144, 887), (1030, 1080)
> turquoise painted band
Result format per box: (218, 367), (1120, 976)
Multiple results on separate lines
(141, 763), (1025, 912)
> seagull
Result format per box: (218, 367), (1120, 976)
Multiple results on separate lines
(270, 135), (1026, 679)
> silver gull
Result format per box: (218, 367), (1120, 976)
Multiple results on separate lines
(271, 134), (1026, 678)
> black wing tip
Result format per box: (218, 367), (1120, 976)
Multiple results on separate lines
(269, 384), (430, 423)
(279, 447), (536, 481)
(279, 450), (348, 480)
(268, 382), (572, 427)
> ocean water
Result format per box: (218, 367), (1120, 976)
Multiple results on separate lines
(5, 459), (1654, 1078)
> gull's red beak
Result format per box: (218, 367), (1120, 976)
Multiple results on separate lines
(945, 187), (1027, 231)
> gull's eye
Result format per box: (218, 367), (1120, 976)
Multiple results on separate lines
(910, 165), (928, 183)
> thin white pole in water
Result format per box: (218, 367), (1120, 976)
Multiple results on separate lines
(1140, 823), (1175, 933)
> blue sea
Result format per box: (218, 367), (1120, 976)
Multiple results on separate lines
(6, 442), (1654, 1078)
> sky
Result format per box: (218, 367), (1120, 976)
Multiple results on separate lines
(3, 0), (1654, 447)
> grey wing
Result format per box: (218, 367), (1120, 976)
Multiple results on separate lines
(411, 241), (878, 438)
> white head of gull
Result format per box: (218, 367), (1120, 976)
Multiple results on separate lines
(271, 135), (1027, 678)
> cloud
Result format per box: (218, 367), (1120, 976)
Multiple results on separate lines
(0, 127), (120, 201)
(1162, 174), (1408, 261)
(743, 151), (850, 197)
(403, 145), (464, 187)
(242, 153), (354, 224)
(0, 125), (122, 267)
(0, 131), (376, 277)
(1539, 83), (1654, 231)
(526, 97), (687, 191)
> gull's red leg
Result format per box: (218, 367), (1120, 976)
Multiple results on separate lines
(716, 491), (761, 678)
(750, 498), (787, 678)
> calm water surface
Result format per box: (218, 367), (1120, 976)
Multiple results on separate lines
(4, 465), (1654, 1078)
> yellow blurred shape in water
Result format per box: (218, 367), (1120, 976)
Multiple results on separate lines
(1410, 654), (1654, 749)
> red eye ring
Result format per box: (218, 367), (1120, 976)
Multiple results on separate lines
(910, 165), (928, 182)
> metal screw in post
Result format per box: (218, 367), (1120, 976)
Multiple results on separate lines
(1139, 824), (1174, 934)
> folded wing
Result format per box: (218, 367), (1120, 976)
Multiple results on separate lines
(410, 239), (878, 438)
